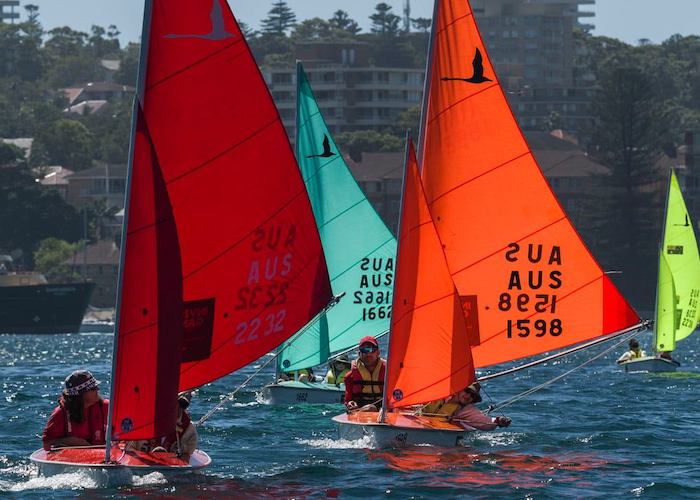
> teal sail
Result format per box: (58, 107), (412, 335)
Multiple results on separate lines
(278, 63), (397, 373)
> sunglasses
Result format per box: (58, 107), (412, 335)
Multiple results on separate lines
(359, 345), (378, 353)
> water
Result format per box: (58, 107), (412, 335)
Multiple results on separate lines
(1, 330), (699, 498)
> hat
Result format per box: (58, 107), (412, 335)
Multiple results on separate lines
(332, 355), (351, 366)
(64, 370), (100, 397)
(178, 391), (193, 409)
(465, 382), (482, 403)
(359, 336), (378, 348)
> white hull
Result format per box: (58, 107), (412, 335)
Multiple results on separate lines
(30, 447), (210, 487)
(619, 356), (679, 373)
(332, 412), (469, 448)
(264, 381), (344, 404)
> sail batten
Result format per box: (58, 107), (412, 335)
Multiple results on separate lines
(419, 0), (639, 369)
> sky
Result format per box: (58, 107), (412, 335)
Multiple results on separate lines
(17, 0), (700, 46)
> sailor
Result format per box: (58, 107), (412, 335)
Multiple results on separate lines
(616, 338), (646, 364)
(445, 383), (511, 431)
(278, 367), (315, 383)
(153, 391), (198, 459)
(343, 336), (386, 412)
(42, 370), (108, 450)
(324, 355), (352, 385)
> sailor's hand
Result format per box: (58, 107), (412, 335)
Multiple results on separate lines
(495, 416), (511, 428)
(346, 401), (358, 412)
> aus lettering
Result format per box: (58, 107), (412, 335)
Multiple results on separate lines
(359, 274), (393, 288)
(360, 257), (394, 272)
(247, 254), (293, 284)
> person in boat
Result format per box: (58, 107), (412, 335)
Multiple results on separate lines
(616, 338), (646, 364)
(420, 383), (511, 431)
(325, 355), (352, 385)
(277, 367), (315, 383)
(154, 391), (198, 458)
(343, 336), (386, 412)
(42, 370), (108, 450)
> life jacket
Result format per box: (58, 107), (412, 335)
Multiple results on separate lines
(326, 367), (350, 385)
(629, 348), (643, 360)
(285, 368), (313, 381)
(62, 398), (107, 444)
(421, 399), (461, 418)
(346, 358), (385, 407)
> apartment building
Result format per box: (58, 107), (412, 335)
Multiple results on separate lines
(472, 0), (596, 136)
(262, 41), (424, 140)
(0, 0), (19, 24)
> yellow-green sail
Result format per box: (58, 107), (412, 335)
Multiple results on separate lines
(654, 169), (700, 352)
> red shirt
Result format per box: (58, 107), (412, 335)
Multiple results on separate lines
(42, 398), (109, 450)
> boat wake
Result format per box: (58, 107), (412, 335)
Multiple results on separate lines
(5, 470), (100, 492)
(297, 435), (373, 449)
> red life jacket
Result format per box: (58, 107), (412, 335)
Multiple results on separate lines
(343, 358), (386, 408)
(42, 398), (109, 450)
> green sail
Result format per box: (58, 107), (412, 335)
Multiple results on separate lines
(654, 169), (700, 352)
(278, 63), (397, 373)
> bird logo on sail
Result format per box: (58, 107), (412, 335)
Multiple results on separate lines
(441, 48), (492, 84)
(673, 214), (690, 227)
(164, 0), (236, 41)
(306, 135), (336, 159)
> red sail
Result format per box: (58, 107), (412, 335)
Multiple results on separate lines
(111, 0), (332, 440)
(112, 106), (183, 441)
(418, 0), (639, 368)
(386, 142), (475, 409)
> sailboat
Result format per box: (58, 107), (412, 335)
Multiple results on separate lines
(30, 0), (332, 477)
(334, 0), (645, 448)
(620, 169), (700, 373)
(265, 63), (397, 404)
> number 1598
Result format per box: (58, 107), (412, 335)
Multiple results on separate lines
(506, 318), (562, 338)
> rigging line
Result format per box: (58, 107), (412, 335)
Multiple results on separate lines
(194, 293), (344, 427)
(477, 320), (650, 382)
(484, 330), (642, 414)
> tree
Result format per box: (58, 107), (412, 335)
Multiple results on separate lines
(34, 119), (95, 171)
(44, 26), (88, 58)
(584, 65), (671, 309)
(411, 17), (432, 34)
(0, 150), (81, 266)
(329, 10), (361, 36)
(292, 18), (332, 41)
(34, 238), (81, 281)
(370, 3), (401, 36)
(335, 129), (404, 161)
(261, 1), (297, 36)
(114, 42), (139, 85)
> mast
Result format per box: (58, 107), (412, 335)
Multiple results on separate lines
(652, 168), (674, 354)
(103, 0), (153, 464)
(380, 130), (411, 423)
(416, 0), (439, 168)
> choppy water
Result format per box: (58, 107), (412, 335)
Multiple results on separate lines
(1, 330), (699, 498)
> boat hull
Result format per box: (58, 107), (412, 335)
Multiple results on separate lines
(0, 282), (95, 334)
(30, 446), (211, 485)
(620, 356), (679, 373)
(333, 412), (468, 448)
(264, 381), (345, 404)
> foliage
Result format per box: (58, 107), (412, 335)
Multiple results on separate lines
(335, 129), (404, 161)
(33, 237), (81, 281)
(261, 1), (297, 36)
(370, 3), (401, 36)
(34, 119), (95, 171)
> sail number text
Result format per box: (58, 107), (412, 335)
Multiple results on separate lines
(500, 242), (564, 340)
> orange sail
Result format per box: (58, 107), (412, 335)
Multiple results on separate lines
(418, 0), (639, 368)
(386, 142), (475, 409)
